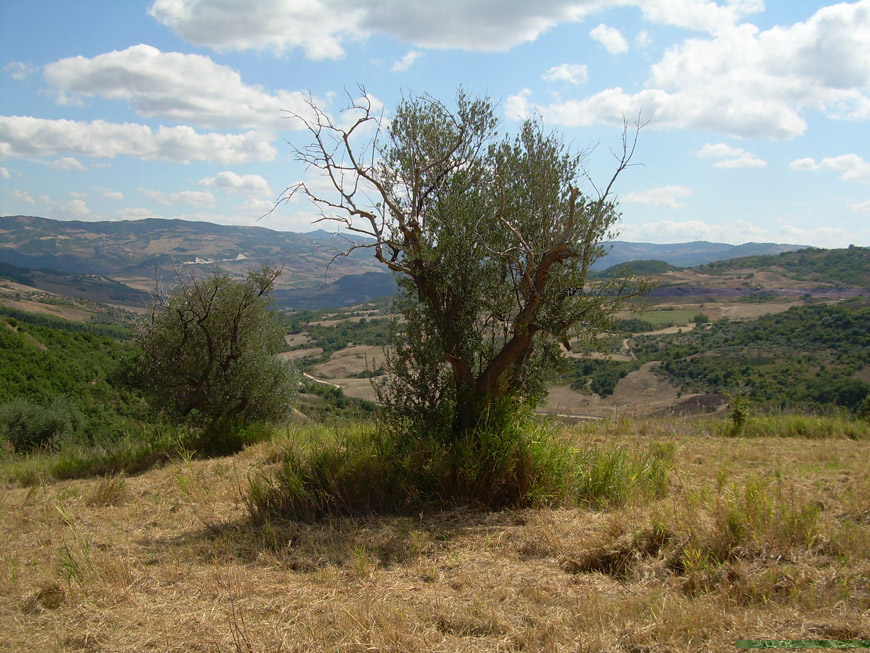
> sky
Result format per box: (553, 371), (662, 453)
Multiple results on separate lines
(0, 0), (868, 248)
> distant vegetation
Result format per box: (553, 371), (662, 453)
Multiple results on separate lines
(633, 302), (870, 412)
(702, 245), (870, 287)
(289, 313), (391, 355)
(0, 313), (154, 455)
(593, 259), (677, 278)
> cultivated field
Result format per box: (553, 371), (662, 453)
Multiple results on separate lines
(2, 418), (868, 652)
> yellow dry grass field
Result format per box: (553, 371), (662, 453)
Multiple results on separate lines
(278, 348), (324, 361)
(311, 345), (386, 379)
(0, 298), (94, 323)
(2, 422), (867, 652)
(542, 362), (683, 419)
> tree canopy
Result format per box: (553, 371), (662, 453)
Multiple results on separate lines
(286, 89), (645, 436)
(128, 265), (297, 448)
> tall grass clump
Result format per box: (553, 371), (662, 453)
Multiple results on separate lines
(247, 412), (580, 521)
(713, 413), (870, 440)
(247, 412), (676, 522)
(2, 421), (200, 485)
(573, 441), (675, 507)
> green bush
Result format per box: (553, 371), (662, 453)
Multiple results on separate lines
(0, 397), (83, 453)
(246, 417), (675, 522)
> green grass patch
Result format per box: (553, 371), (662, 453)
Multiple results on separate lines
(627, 309), (698, 326)
(246, 419), (675, 522)
(714, 414), (870, 440)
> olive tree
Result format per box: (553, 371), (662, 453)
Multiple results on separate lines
(129, 265), (297, 449)
(284, 90), (645, 437)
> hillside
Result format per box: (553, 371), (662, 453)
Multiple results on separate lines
(591, 240), (807, 269)
(700, 244), (870, 287)
(1, 216), (815, 310)
(0, 215), (384, 294)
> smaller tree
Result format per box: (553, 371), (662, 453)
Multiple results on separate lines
(128, 265), (296, 451)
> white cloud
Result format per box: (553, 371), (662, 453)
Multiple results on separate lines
(620, 217), (859, 248)
(11, 190), (35, 204)
(0, 167), (9, 178)
(70, 192), (89, 199)
(149, 0), (365, 59)
(148, 0), (611, 56)
(242, 198), (275, 214)
(697, 143), (766, 168)
(850, 200), (870, 214)
(392, 50), (423, 72)
(0, 116), (276, 164)
(788, 157), (818, 172)
(141, 188), (216, 207)
(43, 45), (315, 130)
(41, 196), (94, 220)
(637, 0), (764, 35)
(117, 207), (157, 220)
(4, 62), (35, 80)
(47, 157), (88, 171)
(589, 24), (628, 54)
(505, 88), (533, 121)
(634, 30), (652, 48)
(619, 218), (768, 244)
(789, 154), (870, 184)
(622, 185), (692, 209)
(101, 191), (124, 200)
(542, 63), (589, 85)
(776, 224), (850, 247)
(199, 171), (273, 196)
(509, 1), (870, 140)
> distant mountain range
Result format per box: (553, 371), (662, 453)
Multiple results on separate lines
(0, 215), (811, 310)
(592, 240), (806, 270)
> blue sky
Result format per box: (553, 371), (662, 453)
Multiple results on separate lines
(1, 0), (868, 247)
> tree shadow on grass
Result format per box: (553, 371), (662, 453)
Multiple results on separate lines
(141, 507), (531, 573)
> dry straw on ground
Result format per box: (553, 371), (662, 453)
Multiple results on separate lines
(1, 419), (868, 651)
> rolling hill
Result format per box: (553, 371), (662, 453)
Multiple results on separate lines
(0, 215), (826, 310)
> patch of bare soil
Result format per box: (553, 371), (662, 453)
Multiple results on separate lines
(542, 362), (683, 418)
(0, 297), (94, 323)
(336, 377), (381, 402)
(312, 345), (387, 379)
(721, 302), (796, 320)
(284, 333), (312, 347)
(278, 348), (324, 361)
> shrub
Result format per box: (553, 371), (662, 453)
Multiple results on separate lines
(0, 397), (83, 453)
(246, 418), (674, 522)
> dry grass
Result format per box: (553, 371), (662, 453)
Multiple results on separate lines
(2, 420), (868, 651)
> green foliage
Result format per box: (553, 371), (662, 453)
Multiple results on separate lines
(295, 380), (376, 421)
(712, 413), (870, 440)
(126, 266), (298, 451)
(702, 245), (870, 287)
(636, 303), (870, 413)
(728, 394), (750, 436)
(302, 317), (390, 354)
(247, 415), (672, 521)
(573, 441), (674, 506)
(562, 358), (641, 397)
(362, 93), (643, 437)
(0, 314), (152, 447)
(0, 303), (131, 338)
(594, 259), (677, 278)
(0, 397), (83, 453)
(613, 317), (659, 333)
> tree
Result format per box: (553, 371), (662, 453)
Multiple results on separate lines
(129, 265), (297, 449)
(284, 89), (645, 437)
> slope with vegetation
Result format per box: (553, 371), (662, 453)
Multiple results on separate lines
(632, 301), (870, 413)
(701, 244), (870, 287)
